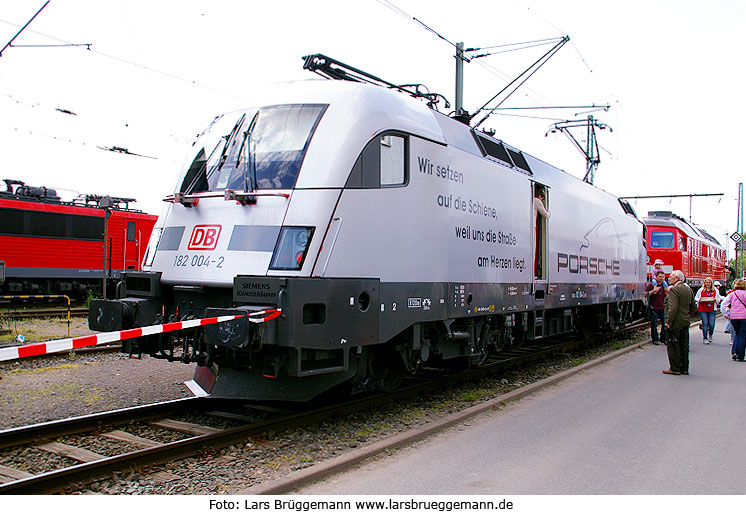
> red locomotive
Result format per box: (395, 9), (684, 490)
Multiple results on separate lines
(0, 179), (157, 297)
(643, 211), (726, 288)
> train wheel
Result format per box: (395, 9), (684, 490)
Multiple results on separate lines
(370, 347), (406, 392)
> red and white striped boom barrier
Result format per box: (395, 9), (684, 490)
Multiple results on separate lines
(0, 308), (282, 362)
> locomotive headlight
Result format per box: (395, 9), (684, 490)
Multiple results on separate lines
(269, 226), (315, 270)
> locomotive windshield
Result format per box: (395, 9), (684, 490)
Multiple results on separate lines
(649, 231), (675, 249)
(179, 104), (327, 194)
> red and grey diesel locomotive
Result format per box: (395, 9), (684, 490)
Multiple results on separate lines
(89, 60), (648, 401)
(0, 179), (157, 297)
(644, 211), (727, 288)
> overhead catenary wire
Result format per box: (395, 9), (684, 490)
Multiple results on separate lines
(376, 0), (578, 124)
(0, 17), (235, 98)
(467, 36), (566, 59)
(471, 36), (570, 128)
(488, 112), (568, 122)
(512, 0), (593, 73)
(470, 59), (562, 115)
(484, 105), (609, 123)
(486, 104), (610, 112)
(468, 36), (567, 52)
(0, 91), (187, 155)
(376, 0), (591, 126)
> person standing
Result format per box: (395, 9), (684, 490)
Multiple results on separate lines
(727, 266), (736, 289)
(533, 185), (550, 279)
(663, 270), (697, 375)
(645, 271), (669, 344)
(720, 295), (735, 358)
(694, 277), (721, 343)
(720, 279), (746, 361)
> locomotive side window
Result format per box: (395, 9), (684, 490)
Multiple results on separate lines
(69, 215), (105, 240)
(30, 211), (65, 238)
(0, 208), (26, 234)
(380, 135), (405, 186)
(345, 132), (408, 189)
(179, 148), (209, 194)
(0, 208), (104, 240)
(649, 231), (674, 249)
(127, 221), (136, 242)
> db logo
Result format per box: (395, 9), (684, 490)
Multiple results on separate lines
(188, 225), (222, 250)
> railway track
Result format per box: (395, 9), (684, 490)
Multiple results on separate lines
(0, 320), (648, 494)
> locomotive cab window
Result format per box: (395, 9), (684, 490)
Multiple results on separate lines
(346, 132), (408, 188)
(179, 104), (327, 195)
(650, 231), (674, 249)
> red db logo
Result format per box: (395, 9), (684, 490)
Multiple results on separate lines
(188, 225), (222, 250)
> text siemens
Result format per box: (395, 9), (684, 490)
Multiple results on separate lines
(558, 253), (620, 276)
(236, 281), (276, 299)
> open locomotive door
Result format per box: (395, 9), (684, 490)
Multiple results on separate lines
(532, 182), (550, 299)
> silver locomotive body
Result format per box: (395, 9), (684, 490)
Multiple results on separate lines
(90, 80), (646, 401)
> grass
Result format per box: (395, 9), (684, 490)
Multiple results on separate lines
(8, 363), (81, 376)
(0, 317), (89, 346)
(459, 388), (494, 402)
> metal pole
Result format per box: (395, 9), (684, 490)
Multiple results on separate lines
(455, 42), (464, 113)
(99, 196), (113, 299)
(0, 1), (50, 57)
(736, 182), (744, 278)
(689, 195), (692, 222)
(103, 210), (110, 299)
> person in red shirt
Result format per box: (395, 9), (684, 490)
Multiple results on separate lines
(694, 277), (721, 344)
(645, 271), (669, 344)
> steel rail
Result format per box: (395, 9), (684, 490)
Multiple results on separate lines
(0, 398), (205, 449)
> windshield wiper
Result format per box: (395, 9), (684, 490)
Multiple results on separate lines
(211, 113), (246, 175)
(181, 114), (246, 199)
(235, 111), (260, 192)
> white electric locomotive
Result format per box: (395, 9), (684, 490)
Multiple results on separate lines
(90, 58), (647, 401)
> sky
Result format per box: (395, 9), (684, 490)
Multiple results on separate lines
(1, 0), (745, 257)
